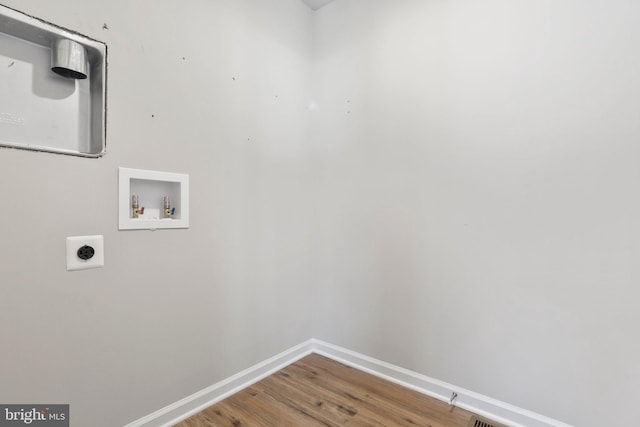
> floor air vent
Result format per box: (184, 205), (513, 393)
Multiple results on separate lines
(468, 415), (509, 427)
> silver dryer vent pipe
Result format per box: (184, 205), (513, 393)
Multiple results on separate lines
(51, 38), (88, 79)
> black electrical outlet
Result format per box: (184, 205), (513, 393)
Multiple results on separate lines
(77, 245), (95, 260)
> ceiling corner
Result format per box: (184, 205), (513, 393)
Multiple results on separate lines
(301, 0), (336, 11)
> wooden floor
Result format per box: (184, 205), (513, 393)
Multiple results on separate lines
(175, 353), (476, 427)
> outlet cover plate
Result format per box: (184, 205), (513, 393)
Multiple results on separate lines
(66, 235), (104, 271)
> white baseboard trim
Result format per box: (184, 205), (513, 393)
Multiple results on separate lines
(124, 338), (573, 427)
(311, 339), (573, 427)
(123, 340), (314, 427)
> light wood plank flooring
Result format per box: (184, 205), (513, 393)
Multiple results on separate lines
(175, 353), (476, 427)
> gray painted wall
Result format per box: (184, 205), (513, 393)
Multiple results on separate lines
(0, 1), (314, 426)
(311, 1), (640, 427)
(2, 1), (638, 427)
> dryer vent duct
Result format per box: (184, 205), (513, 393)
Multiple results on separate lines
(51, 38), (87, 79)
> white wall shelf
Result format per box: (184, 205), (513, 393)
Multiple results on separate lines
(118, 168), (189, 230)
